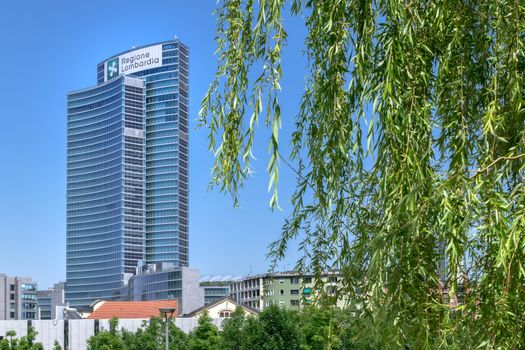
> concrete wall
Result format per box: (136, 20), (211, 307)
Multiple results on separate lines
(0, 318), (225, 350)
(181, 267), (204, 315)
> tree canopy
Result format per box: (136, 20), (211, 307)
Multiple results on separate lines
(200, 0), (525, 348)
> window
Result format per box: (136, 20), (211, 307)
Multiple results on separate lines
(291, 289), (299, 295)
(280, 289), (284, 295)
(219, 310), (232, 317)
(304, 277), (312, 284)
(278, 279), (285, 284)
(326, 286), (337, 296)
(10, 294), (14, 300)
(10, 312), (15, 319)
(291, 277), (300, 284)
(291, 300), (300, 306)
(10, 285), (15, 291)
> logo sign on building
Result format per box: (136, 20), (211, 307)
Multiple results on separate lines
(106, 58), (119, 81)
(104, 45), (163, 81)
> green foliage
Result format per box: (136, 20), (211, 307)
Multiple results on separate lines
(220, 307), (245, 349)
(0, 340), (10, 350)
(87, 319), (125, 350)
(201, 0), (525, 348)
(257, 305), (301, 350)
(120, 317), (188, 350)
(52, 340), (62, 350)
(188, 312), (221, 350)
(0, 328), (45, 350)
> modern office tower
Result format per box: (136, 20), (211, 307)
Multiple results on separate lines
(67, 76), (146, 310)
(0, 274), (38, 320)
(96, 40), (189, 267)
(66, 39), (189, 310)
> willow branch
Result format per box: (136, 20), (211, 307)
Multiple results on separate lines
(470, 153), (525, 179)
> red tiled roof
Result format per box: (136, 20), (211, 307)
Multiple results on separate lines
(87, 300), (177, 319)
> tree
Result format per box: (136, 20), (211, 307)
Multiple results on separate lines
(87, 318), (125, 350)
(188, 312), (221, 350)
(201, 0), (525, 348)
(52, 340), (62, 350)
(0, 328), (45, 350)
(257, 305), (301, 350)
(220, 306), (246, 349)
(121, 317), (188, 350)
(240, 316), (267, 350)
(0, 340), (10, 350)
(298, 307), (344, 350)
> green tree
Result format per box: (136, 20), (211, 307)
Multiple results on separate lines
(240, 316), (267, 349)
(52, 340), (62, 350)
(188, 312), (221, 350)
(298, 307), (344, 350)
(87, 318), (125, 350)
(220, 306), (246, 349)
(121, 317), (188, 350)
(5, 331), (18, 350)
(0, 339), (10, 350)
(201, 0), (525, 348)
(258, 305), (301, 350)
(0, 328), (44, 350)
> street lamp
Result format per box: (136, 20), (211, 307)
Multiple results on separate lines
(159, 307), (176, 350)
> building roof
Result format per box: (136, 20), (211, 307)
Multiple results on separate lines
(230, 270), (341, 281)
(184, 296), (258, 318)
(199, 275), (243, 283)
(86, 300), (177, 319)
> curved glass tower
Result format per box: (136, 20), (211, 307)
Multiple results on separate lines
(96, 40), (189, 267)
(66, 39), (189, 310)
(66, 76), (146, 310)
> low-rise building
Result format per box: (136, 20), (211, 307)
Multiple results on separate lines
(230, 271), (345, 311)
(86, 300), (178, 319)
(37, 282), (66, 320)
(184, 297), (257, 318)
(128, 263), (202, 315)
(199, 275), (242, 305)
(0, 274), (38, 320)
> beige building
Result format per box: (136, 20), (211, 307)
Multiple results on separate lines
(184, 297), (258, 318)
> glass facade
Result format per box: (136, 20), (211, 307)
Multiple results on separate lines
(129, 269), (183, 301)
(37, 290), (52, 320)
(66, 39), (189, 311)
(203, 286), (230, 305)
(66, 76), (146, 310)
(96, 40), (189, 267)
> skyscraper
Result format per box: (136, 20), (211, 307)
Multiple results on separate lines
(66, 39), (189, 310)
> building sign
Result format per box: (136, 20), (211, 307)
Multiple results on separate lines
(104, 45), (162, 81)
(106, 58), (119, 81)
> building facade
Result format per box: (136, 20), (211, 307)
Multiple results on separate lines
(199, 275), (240, 305)
(66, 39), (189, 311)
(128, 264), (201, 315)
(37, 290), (52, 320)
(230, 271), (345, 311)
(0, 274), (38, 320)
(96, 40), (189, 267)
(67, 76), (146, 310)
(37, 282), (66, 320)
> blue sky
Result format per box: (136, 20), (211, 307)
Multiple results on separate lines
(0, 1), (307, 288)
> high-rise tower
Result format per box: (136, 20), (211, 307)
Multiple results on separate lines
(66, 39), (189, 310)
